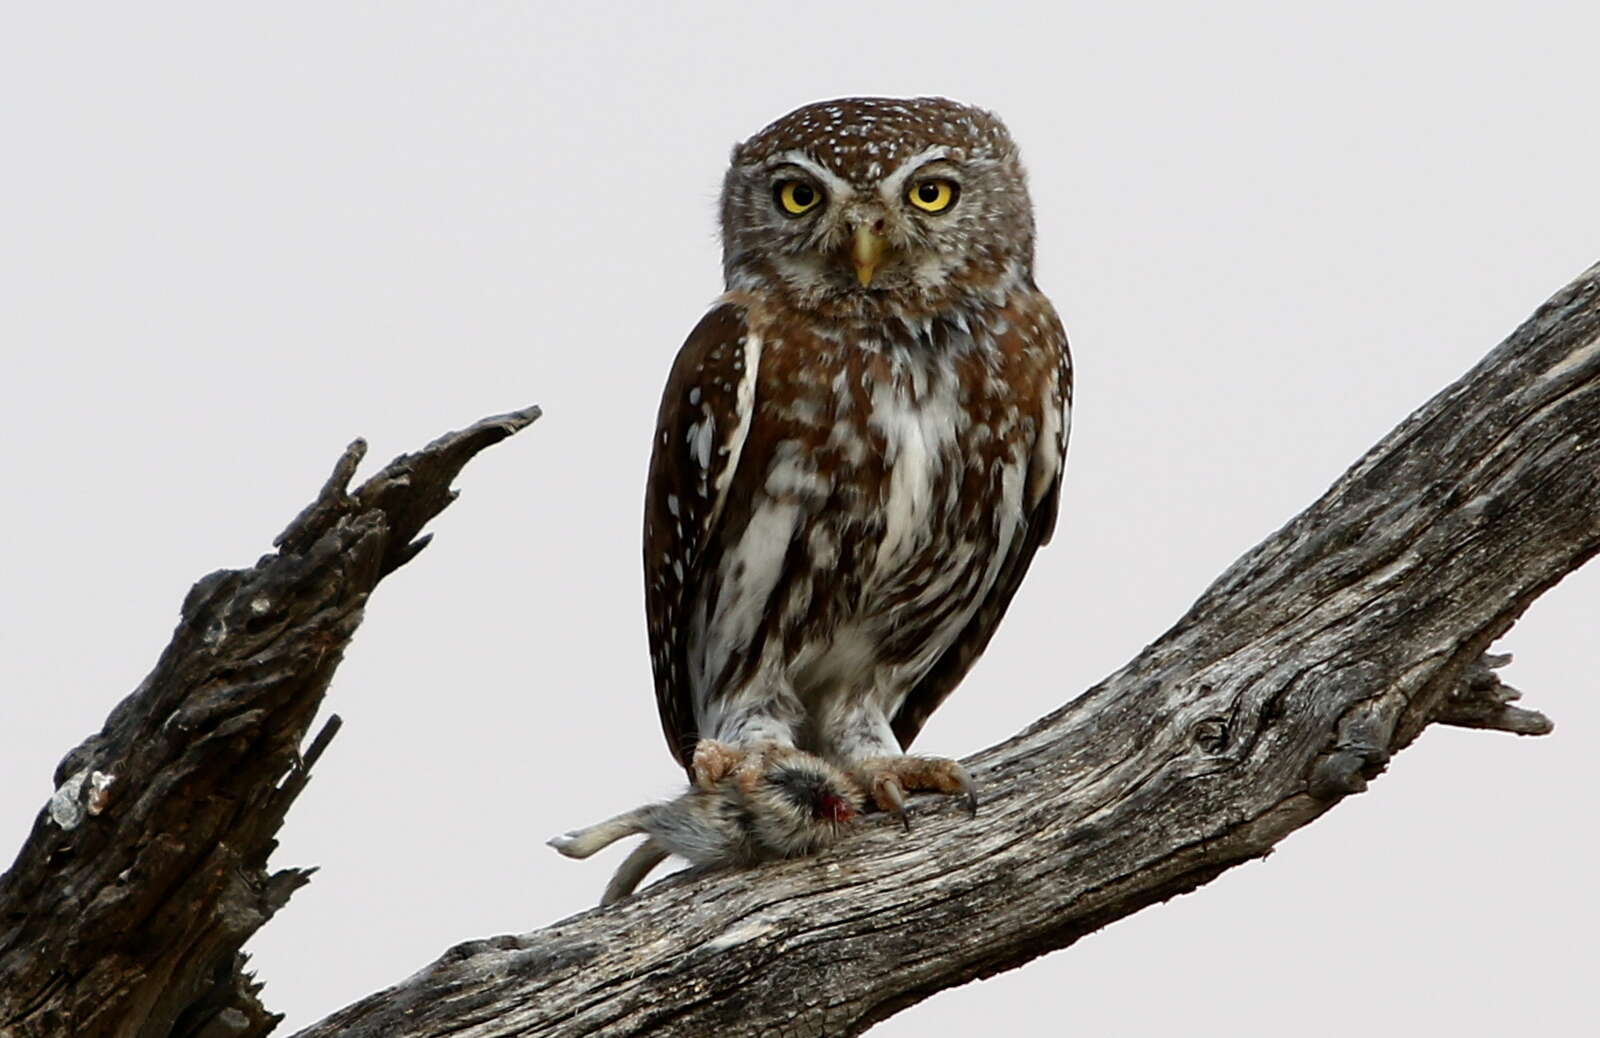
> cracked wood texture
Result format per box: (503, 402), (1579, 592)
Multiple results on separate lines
(0, 406), (540, 1038)
(1, 261), (1596, 1038)
(293, 263), (1598, 1038)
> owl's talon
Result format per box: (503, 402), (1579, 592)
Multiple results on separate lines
(958, 770), (980, 818)
(874, 775), (910, 830)
(854, 755), (978, 827)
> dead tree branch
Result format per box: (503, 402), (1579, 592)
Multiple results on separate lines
(0, 406), (540, 1038)
(3, 261), (1598, 1038)
(296, 263), (1600, 1037)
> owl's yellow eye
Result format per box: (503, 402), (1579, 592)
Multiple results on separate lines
(908, 179), (958, 213)
(775, 180), (822, 216)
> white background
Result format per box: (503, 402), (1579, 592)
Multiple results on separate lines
(2, 4), (1595, 1035)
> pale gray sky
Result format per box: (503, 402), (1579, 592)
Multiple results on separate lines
(2, 3), (1595, 1035)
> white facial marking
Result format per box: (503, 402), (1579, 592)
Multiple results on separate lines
(767, 150), (853, 201)
(878, 145), (950, 200)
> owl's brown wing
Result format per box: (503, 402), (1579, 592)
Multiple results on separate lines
(889, 323), (1073, 750)
(643, 301), (760, 770)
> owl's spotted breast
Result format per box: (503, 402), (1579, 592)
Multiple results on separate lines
(646, 285), (1067, 770)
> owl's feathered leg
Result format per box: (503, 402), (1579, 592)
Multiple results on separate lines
(817, 702), (979, 828)
(850, 756), (979, 830)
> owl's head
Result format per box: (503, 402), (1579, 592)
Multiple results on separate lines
(719, 97), (1036, 324)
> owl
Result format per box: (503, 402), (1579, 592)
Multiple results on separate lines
(646, 97), (1070, 814)
(555, 97), (1070, 902)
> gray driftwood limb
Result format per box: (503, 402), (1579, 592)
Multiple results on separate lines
(3, 262), (1597, 1038)
(294, 264), (1597, 1038)
(0, 406), (540, 1038)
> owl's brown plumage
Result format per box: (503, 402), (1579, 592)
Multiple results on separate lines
(644, 96), (1071, 822)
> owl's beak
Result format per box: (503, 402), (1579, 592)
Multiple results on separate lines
(851, 224), (887, 287)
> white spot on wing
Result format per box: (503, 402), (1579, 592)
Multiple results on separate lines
(688, 407), (715, 470)
(710, 332), (763, 505)
(1032, 393), (1064, 510)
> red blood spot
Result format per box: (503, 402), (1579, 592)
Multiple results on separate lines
(817, 793), (856, 823)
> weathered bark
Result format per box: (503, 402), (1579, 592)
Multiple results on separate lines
(0, 406), (540, 1038)
(3, 261), (1598, 1038)
(293, 264), (1598, 1037)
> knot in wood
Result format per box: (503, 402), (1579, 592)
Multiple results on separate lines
(1191, 717), (1230, 755)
